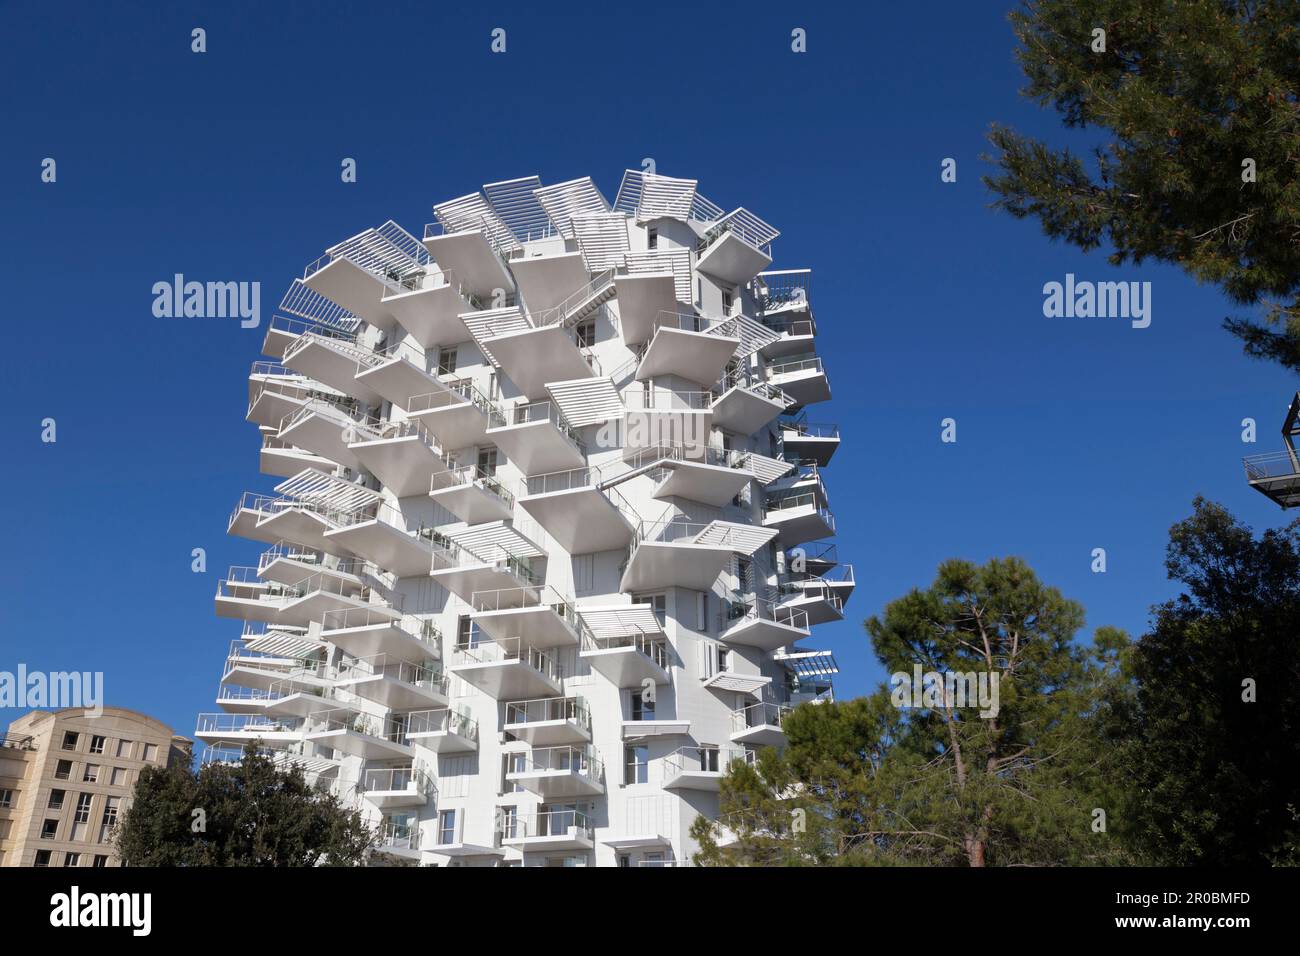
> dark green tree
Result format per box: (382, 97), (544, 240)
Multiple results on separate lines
(1112, 498), (1300, 865)
(985, 0), (1300, 370)
(695, 558), (1132, 866)
(115, 744), (375, 866)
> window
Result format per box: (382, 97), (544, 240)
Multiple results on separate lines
(92, 855), (108, 868)
(437, 809), (457, 846)
(630, 691), (656, 722)
(111, 767), (128, 787)
(54, 760), (72, 781)
(476, 446), (498, 478)
(717, 647), (730, 673)
(116, 740), (134, 759)
(633, 593), (666, 628)
(99, 797), (120, 843)
(89, 735), (106, 755)
(624, 745), (649, 785)
(0, 789), (13, 809)
(647, 227), (657, 250)
(456, 615), (480, 651)
(61, 732), (79, 751)
(437, 347), (457, 375)
(62, 853), (80, 867)
(498, 805), (518, 840)
(73, 793), (93, 824)
(34, 850), (52, 867)
(700, 745), (720, 772)
(142, 744), (159, 762)
(618, 854), (630, 867)
(722, 289), (734, 315)
(47, 790), (65, 811)
(575, 319), (596, 348)
(41, 819), (59, 840)
(82, 765), (99, 783)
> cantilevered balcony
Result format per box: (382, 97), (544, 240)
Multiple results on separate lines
(275, 399), (366, 471)
(229, 469), (380, 554)
(322, 501), (438, 578)
(471, 585), (584, 650)
(256, 542), (379, 591)
(777, 578), (846, 627)
(214, 567), (374, 627)
(614, 270), (678, 345)
(215, 678), (342, 720)
(1244, 449), (1300, 508)
(695, 209), (778, 285)
(763, 487), (836, 547)
(720, 595), (810, 652)
(321, 606), (440, 666)
(754, 269), (816, 358)
(428, 531), (542, 604)
(507, 238), (591, 314)
(354, 342), (453, 411)
(621, 388), (714, 456)
(246, 364), (351, 428)
(221, 641), (332, 695)
(358, 765), (436, 810)
(302, 221), (433, 332)
(710, 371), (790, 435)
(729, 702), (791, 747)
(485, 400), (586, 476)
(621, 443), (752, 508)
(262, 314), (358, 362)
(406, 378), (495, 450)
(661, 746), (754, 792)
(280, 326), (385, 407)
(478, 322), (602, 403)
(503, 696), (592, 746)
(786, 540), (839, 577)
(505, 746), (604, 798)
(633, 311), (740, 387)
(620, 517), (778, 593)
(405, 708), (479, 754)
(767, 356), (831, 407)
(516, 466), (638, 553)
(259, 433), (337, 478)
(448, 638), (563, 700)
(347, 419), (456, 498)
(194, 713), (304, 749)
(378, 269), (475, 350)
(333, 654), (450, 711)
(779, 418), (839, 467)
(428, 465), (515, 524)
(579, 632), (671, 687)
(499, 808), (594, 852)
(304, 710), (415, 760)
(374, 820), (422, 860)
(422, 222), (515, 301)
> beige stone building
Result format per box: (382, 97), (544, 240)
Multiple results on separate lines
(0, 707), (191, 867)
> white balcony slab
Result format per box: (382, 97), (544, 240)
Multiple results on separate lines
(614, 272), (677, 345)
(334, 672), (448, 711)
(503, 716), (591, 747)
(720, 615), (810, 653)
(509, 250), (590, 314)
(484, 325), (597, 402)
(380, 282), (472, 349)
(354, 355), (448, 410)
(257, 555), (360, 590)
(501, 826), (594, 853)
(701, 671), (772, 696)
(769, 367), (831, 407)
(779, 430), (839, 467)
(303, 257), (396, 331)
(407, 393), (491, 450)
(695, 231), (772, 285)
(580, 645), (671, 688)
(322, 621), (435, 664)
(428, 476), (514, 525)
(472, 604), (580, 650)
(730, 721), (786, 747)
(506, 767), (604, 800)
(620, 720), (691, 741)
(304, 727), (414, 761)
(486, 419), (585, 476)
(651, 460), (751, 508)
(348, 433), (453, 498)
(430, 561), (529, 604)
(277, 409), (363, 470)
(423, 230), (514, 299)
(763, 504), (835, 548)
(448, 657), (562, 700)
(282, 336), (384, 407)
(323, 521), (433, 578)
(619, 541), (732, 593)
(711, 384), (787, 435)
(778, 591), (844, 627)
(260, 444), (337, 478)
(517, 486), (635, 553)
(635, 327), (739, 387)
(361, 784), (429, 810)
(253, 508), (341, 554)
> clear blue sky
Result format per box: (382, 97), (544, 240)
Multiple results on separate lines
(1, 0), (1294, 741)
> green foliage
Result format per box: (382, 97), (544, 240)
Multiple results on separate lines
(696, 558), (1132, 866)
(985, 0), (1300, 370)
(1109, 498), (1300, 865)
(115, 744), (375, 866)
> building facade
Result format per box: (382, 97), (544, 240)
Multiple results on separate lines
(0, 707), (191, 867)
(198, 171), (852, 866)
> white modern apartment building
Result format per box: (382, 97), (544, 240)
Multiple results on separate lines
(196, 171), (852, 866)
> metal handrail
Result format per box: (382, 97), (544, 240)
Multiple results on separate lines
(1243, 449), (1300, 480)
(580, 630), (670, 669)
(406, 708), (479, 741)
(504, 695), (590, 729)
(507, 745), (603, 780)
(451, 637), (562, 683)
(429, 463), (515, 508)
(731, 701), (791, 734)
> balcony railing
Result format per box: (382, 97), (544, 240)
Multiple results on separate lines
(1243, 449), (1300, 481)
(780, 418), (839, 440)
(1, 733), (35, 751)
(429, 463), (515, 509)
(406, 708), (479, 741)
(490, 399), (585, 450)
(580, 631), (670, 670)
(755, 268), (812, 313)
(510, 746), (603, 782)
(319, 605), (442, 654)
(622, 388), (714, 412)
(307, 710), (409, 746)
(697, 208), (778, 256)
(451, 637), (563, 684)
(723, 593), (810, 633)
(360, 765), (435, 798)
(499, 808), (592, 841)
(504, 695), (590, 731)
(335, 654), (448, 697)
(663, 746), (754, 777)
(767, 356), (824, 380)
(377, 821), (421, 852)
(731, 701), (791, 735)
(195, 713), (302, 737)
(531, 268), (616, 329)
(764, 491), (835, 528)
